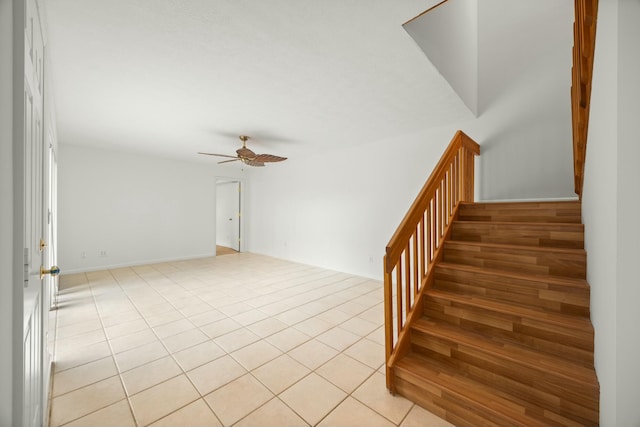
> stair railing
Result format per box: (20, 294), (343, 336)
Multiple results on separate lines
(383, 130), (480, 392)
(571, 0), (598, 197)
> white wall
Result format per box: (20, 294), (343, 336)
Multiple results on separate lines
(582, 1), (618, 423)
(615, 0), (640, 425)
(248, 1), (576, 280)
(582, 0), (640, 424)
(404, 0), (479, 115)
(0, 0), (15, 423)
(58, 144), (244, 273)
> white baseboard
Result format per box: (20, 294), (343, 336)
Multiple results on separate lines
(60, 252), (216, 275)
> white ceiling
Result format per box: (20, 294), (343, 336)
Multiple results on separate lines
(43, 0), (475, 164)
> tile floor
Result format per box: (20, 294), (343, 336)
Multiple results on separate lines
(50, 253), (454, 427)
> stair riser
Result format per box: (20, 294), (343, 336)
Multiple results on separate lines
(411, 333), (598, 424)
(394, 371), (537, 427)
(451, 223), (584, 249)
(434, 268), (590, 316)
(424, 297), (594, 363)
(458, 202), (582, 224)
(396, 375), (516, 427)
(443, 243), (586, 279)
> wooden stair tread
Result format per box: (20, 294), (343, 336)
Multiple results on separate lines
(395, 354), (552, 427)
(454, 220), (584, 229)
(436, 262), (589, 290)
(426, 288), (593, 332)
(458, 201), (582, 224)
(412, 318), (598, 388)
(445, 240), (586, 256)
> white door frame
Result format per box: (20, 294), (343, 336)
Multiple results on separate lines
(215, 177), (245, 253)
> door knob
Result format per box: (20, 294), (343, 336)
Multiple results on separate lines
(40, 265), (60, 280)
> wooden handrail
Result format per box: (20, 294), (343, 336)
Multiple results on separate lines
(571, 0), (598, 197)
(383, 130), (479, 392)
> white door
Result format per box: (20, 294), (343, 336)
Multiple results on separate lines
(216, 180), (241, 252)
(22, 0), (55, 424)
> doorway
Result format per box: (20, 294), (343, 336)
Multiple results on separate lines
(216, 179), (242, 254)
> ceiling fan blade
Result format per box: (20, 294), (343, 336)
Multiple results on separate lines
(253, 154), (287, 163)
(246, 160), (265, 167)
(236, 147), (257, 159)
(198, 152), (239, 159)
(218, 158), (241, 164)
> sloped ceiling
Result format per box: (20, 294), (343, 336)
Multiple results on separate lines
(43, 0), (475, 163)
(404, 0), (575, 118)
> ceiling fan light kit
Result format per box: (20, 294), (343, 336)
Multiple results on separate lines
(198, 135), (287, 167)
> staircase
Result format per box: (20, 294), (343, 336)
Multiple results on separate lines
(392, 201), (599, 426)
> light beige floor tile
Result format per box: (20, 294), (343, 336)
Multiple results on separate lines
(266, 328), (311, 352)
(352, 372), (413, 424)
(218, 301), (254, 316)
(179, 302), (213, 317)
(56, 319), (103, 340)
(100, 310), (143, 328)
(199, 317), (242, 339)
(204, 374), (274, 425)
(62, 399), (135, 427)
(144, 309), (184, 327)
(173, 340), (226, 372)
(234, 397), (309, 427)
(214, 328), (261, 353)
(56, 329), (107, 354)
(121, 356), (182, 395)
(50, 376), (126, 427)
(161, 328), (208, 353)
(316, 308), (353, 325)
(293, 317), (335, 337)
(317, 396), (395, 427)
(53, 356), (118, 396)
(188, 309), (226, 327)
(316, 353), (374, 393)
(339, 316), (380, 337)
(149, 399), (222, 427)
(279, 373), (347, 426)
(230, 340), (282, 371)
(105, 318), (150, 340)
(316, 327), (361, 351)
(186, 355), (246, 395)
(273, 308), (313, 326)
(51, 256), (420, 427)
(54, 341), (112, 373)
(358, 304), (385, 325)
(400, 404), (456, 427)
(336, 301), (369, 315)
(252, 354), (310, 394)
(255, 300), (292, 316)
(109, 329), (158, 354)
(129, 375), (199, 426)
(366, 326), (385, 346)
(246, 317), (288, 338)
(137, 302), (175, 317)
(152, 318), (195, 339)
(114, 340), (169, 373)
(344, 337), (385, 369)
(287, 339), (339, 370)
(232, 308), (271, 326)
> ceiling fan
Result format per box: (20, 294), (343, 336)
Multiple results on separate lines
(198, 135), (287, 167)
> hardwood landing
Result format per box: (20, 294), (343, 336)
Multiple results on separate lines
(391, 201), (599, 426)
(216, 245), (238, 256)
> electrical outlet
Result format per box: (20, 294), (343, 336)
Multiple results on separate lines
(99, 250), (107, 257)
